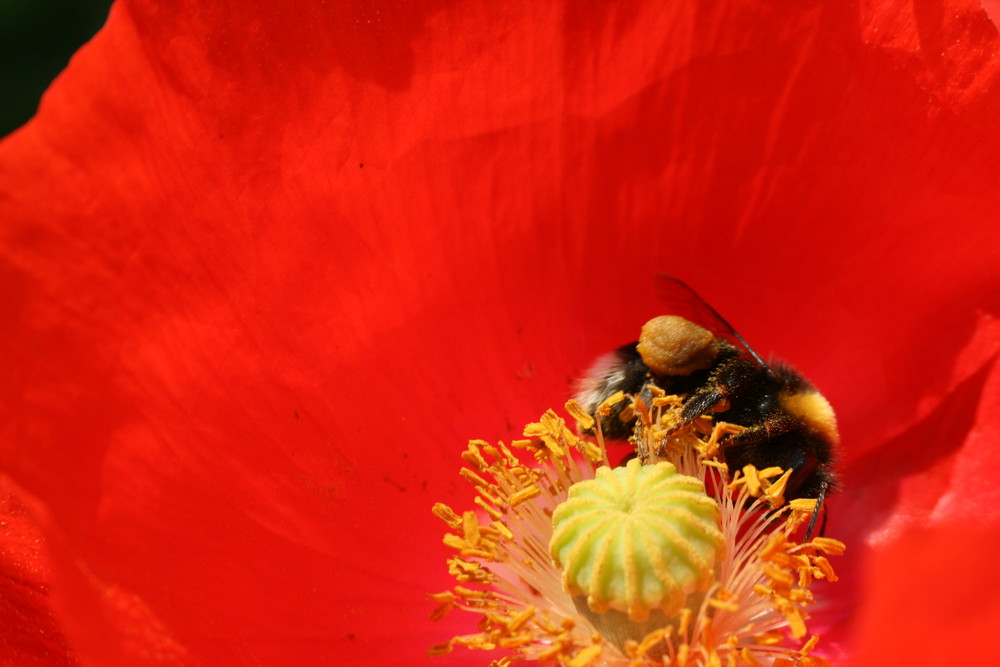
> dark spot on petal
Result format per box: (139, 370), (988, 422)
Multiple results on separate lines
(382, 476), (407, 492)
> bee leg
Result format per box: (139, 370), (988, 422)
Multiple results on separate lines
(719, 413), (820, 500)
(679, 356), (757, 423)
(805, 482), (828, 539)
(721, 413), (798, 446)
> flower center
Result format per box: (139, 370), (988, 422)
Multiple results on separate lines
(551, 459), (723, 622)
(550, 459), (724, 652)
(428, 401), (845, 666)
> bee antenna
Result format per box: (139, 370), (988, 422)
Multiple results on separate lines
(656, 273), (771, 370)
(805, 481), (828, 540)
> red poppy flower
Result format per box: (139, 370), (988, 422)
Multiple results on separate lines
(2, 0), (999, 664)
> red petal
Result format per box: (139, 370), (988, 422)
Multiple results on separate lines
(850, 524), (1000, 666)
(0, 479), (75, 666)
(815, 313), (1000, 653)
(835, 314), (1000, 543)
(1, 0), (999, 664)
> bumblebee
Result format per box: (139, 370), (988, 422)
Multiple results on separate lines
(575, 278), (838, 534)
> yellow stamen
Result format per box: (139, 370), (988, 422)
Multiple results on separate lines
(568, 644), (603, 666)
(429, 397), (843, 665)
(756, 466), (785, 480)
(789, 498), (818, 513)
(740, 464), (761, 496)
(565, 399), (597, 433)
(764, 469), (793, 506)
(508, 485), (541, 506)
(808, 537), (847, 556)
(597, 391), (629, 414)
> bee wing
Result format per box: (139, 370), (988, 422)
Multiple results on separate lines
(654, 273), (770, 371)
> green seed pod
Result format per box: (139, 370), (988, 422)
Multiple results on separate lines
(550, 458), (724, 622)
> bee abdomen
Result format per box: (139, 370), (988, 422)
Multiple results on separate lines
(575, 343), (648, 438)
